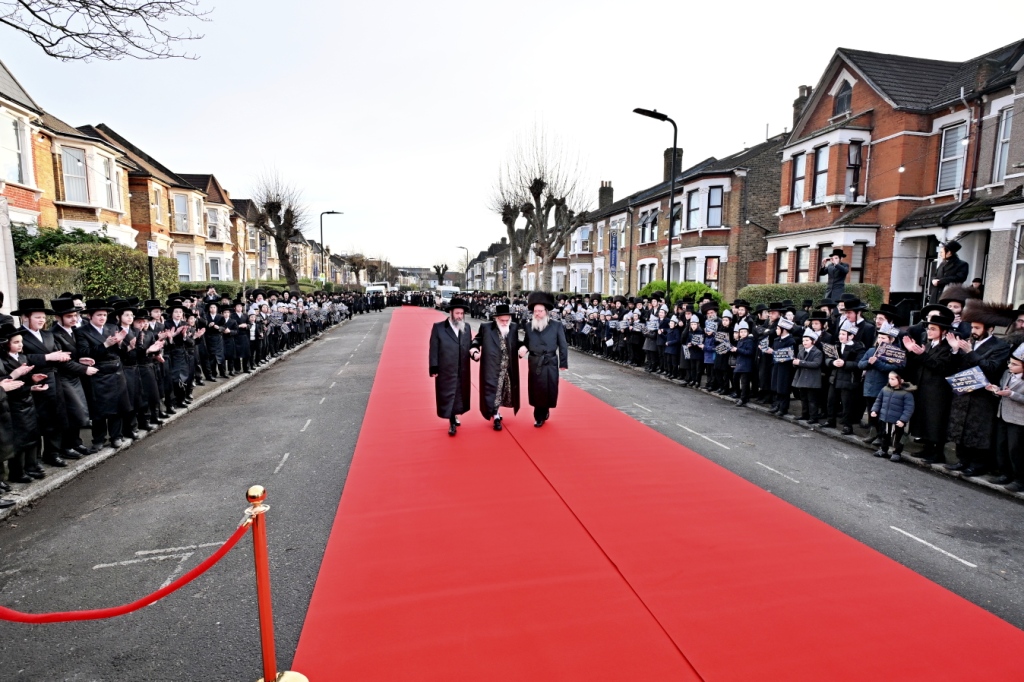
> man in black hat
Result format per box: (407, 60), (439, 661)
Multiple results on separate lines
(50, 298), (98, 459)
(470, 303), (521, 431)
(76, 299), (132, 451)
(928, 240), (969, 304)
(819, 249), (850, 300)
(429, 298), (474, 436)
(520, 292), (568, 427)
(16, 298), (73, 467)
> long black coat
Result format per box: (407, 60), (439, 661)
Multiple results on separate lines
(522, 320), (568, 410)
(0, 388), (14, 462)
(428, 320), (472, 419)
(50, 324), (91, 428)
(472, 321), (522, 418)
(818, 261), (850, 300)
(76, 323), (132, 417)
(1, 353), (40, 449)
(908, 341), (955, 442)
(947, 337), (1011, 449)
(204, 315), (227, 363)
(20, 327), (68, 435)
(928, 254), (969, 304)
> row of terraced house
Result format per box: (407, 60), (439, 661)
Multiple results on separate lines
(469, 39), (1024, 307)
(0, 58), (357, 298)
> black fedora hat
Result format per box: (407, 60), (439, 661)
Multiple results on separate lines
(809, 310), (830, 321)
(768, 301), (785, 312)
(754, 303), (770, 313)
(817, 298), (836, 309)
(941, 240), (962, 254)
(143, 299), (164, 310)
(50, 298), (78, 316)
(829, 248), (847, 259)
(842, 296), (868, 311)
(732, 299), (751, 309)
(0, 322), (24, 343)
(527, 292), (555, 310)
(493, 303), (512, 317)
(83, 298), (115, 314)
(923, 306), (956, 329)
(872, 303), (903, 322)
(12, 298), (54, 316)
(447, 297), (470, 312)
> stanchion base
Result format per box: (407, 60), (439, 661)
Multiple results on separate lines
(257, 672), (309, 682)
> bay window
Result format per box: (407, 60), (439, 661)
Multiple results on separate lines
(1, 117), (24, 184)
(686, 190), (699, 230)
(707, 186), (723, 227)
(62, 147), (89, 203)
(173, 194), (189, 232)
(993, 108), (1013, 183)
(176, 253), (191, 282)
(845, 143), (862, 202)
(207, 208), (220, 240)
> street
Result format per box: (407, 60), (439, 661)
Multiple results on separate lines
(0, 311), (388, 681)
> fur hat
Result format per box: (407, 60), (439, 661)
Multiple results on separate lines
(700, 301), (719, 314)
(961, 300), (1016, 328)
(938, 284), (981, 306)
(527, 292), (555, 311)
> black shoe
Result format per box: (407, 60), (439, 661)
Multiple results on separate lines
(890, 453), (902, 463)
(873, 448), (888, 458)
(841, 426), (853, 435)
(8, 475), (31, 484)
(152, 417), (165, 425)
(962, 466), (987, 477)
(767, 406), (779, 414)
(0, 499), (14, 509)
(825, 420), (836, 429)
(128, 431), (141, 440)
(158, 411), (170, 419)
(111, 438), (125, 448)
(806, 419), (819, 426)
(195, 379), (205, 387)
(734, 400), (745, 407)
(448, 424), (457, 436)
(534, 420), (544, 427)
(988, 474), (1012, 485)
(1004, 481), (1024, 493)
(73, 444), (90, 456)
(944, 462), (966, 472)
(166, 406), (177, 415)
(493, 418), (503, 432)
(27, 469), (45, 480)
(88, 443), (105, 454)
(183, 398), (193, 405)
(61, 449), (82, 460)
(44, 457), (67, 468)
(0, 481), (9, 491)
(207, 377), (217, 382)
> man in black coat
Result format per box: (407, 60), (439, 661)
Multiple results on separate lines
(928, 240), (969, 304)
(520, 291), (568, 427)
(50, 298), (98, 458)
(470, 303), (521, 431)
(429, 297), (473, 436)
(76, 299), (132, 451)
(15, 299), (72, 467)
(818, 249), (850, 301)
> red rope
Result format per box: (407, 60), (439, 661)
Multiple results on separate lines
(0, 523), (250, 623)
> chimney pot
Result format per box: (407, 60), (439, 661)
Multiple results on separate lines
(599, 181), (614, 209)
(793, 85), (813, 128)
(663, 148), (683, 183)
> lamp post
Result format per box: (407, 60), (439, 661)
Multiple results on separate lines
(456, 245), (469, 288)
(320, 210), (342, 286)
(634, 108), (678, 307)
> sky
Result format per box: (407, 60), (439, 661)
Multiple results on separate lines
(3, 0), (1023, 271)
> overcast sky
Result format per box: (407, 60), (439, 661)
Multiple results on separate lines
(3, 0), (1022, 270)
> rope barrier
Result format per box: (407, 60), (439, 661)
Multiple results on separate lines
(0, 521), (250, 624)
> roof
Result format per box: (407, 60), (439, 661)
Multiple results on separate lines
(897, 187), (1024, 230)
(836, 39), (1024, 112)
(38, 114), (124, 157)
(178, 174), (233, 207)
(231, 198), (258, 221)
(0, 58), (41, 113)
(83, 124), (197, 191)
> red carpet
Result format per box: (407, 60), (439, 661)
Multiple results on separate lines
(293, 308), (1024, 680)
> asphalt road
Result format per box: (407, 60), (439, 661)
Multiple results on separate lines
(561, 347), (1024, 630)
(0, 309), (390, 681)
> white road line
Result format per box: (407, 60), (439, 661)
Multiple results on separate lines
(572, 372), (584, 379)
(755, 461), (800, 483)
(597, 385), (612, 392)
(634, 403), (653, 412)
(274, 452), (290, 475)
(336, 367), (344, 376)
(135, 542), (221, 557)
(319, 397), (326, 405)
(93, 553), (191, 570)
(677, 424), (732, 450)
(890, 526), (977, 568)
(329, 381), (336, 388)
(158, 553), (195, 589)
(300, 419), (311, 432)
(345, 361), (350, 366)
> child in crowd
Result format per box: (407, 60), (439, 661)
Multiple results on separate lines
(858, 323), (907, 445)
(793, 328), (824, 423)
(988, 344), (1024, 492)
(870, 370), (915, 462)
(768, 317), (796, 417)
(827, 320), (866, 434)
(732, 320), (756, 406)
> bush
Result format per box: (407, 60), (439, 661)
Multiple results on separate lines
(54, 243), (179, 300)
(735, 282), (885, 310)
(16, 264), (84, 302)
(184, 281), (244, 299)
(637, 280), (726, 308)
(13, 224), (113, 262)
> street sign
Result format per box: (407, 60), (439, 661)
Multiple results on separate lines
(147, 240), (159, 258)
(610, 233), (618, 269)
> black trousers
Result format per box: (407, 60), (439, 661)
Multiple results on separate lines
(9, 443), (40, 476)
(955, 443), (990, 470)
(995, 420), (1024, 482)
(881, 422), (905, 452)
(735, 372), (751, 402)
(91, 414), (124, 444)
(533, 406), (550, 423)
(799, 388), (819, 420)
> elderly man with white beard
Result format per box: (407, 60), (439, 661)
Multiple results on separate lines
(519, 292), (568, 427)
(429, 297), (474, 436)
(470, 303), (522, 431)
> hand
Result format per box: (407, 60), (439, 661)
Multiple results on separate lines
(45, 351), (71, 362)
(429, 365), (439, 377)
(996, 389), (1011, 397)
(871, 412), (878, 418)
(945, 332), (958, 348)
(1, 378), (24, 392)
(128, 336), (137, 351)
(31, 373), (47, 382)
(730, 347), (737, 353)
(793, 359), (800, 366)
(79, 357), (95, 366)
(765, 347), (773, 354)
(868, 355), (876, 364)
(956, 338), (972, 354)
(560, 367), (567, 371)
(896, 421), (905, 428)
(834, 358), (845, 367)
(518, 347), (528, 359)
(195, 328), (206, 338)
(30, 384), (48, 392)
(932, 279), (940, 287)
(470, 349), (480, 361)
(9, 364), (33, 379)
(85, 367), (99, 376)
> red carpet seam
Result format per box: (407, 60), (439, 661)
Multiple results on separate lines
(498, 418), (707, 682)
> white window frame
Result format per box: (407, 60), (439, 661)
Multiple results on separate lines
(62, 147), (89, 203)
(707, 186), (723, 228)
(993, 107), (1013, 184)
(176, 252), (191, 282)
(0, 115), (26, 185)
(153, 186), (163, 224)
(209, 258), (221, 281)
(102, 157), (116, 209)
(194, 197), (203, 234)
(937, 123), (967, 193)
(207, 208), (220, 241)
(173, 194), (189, 233)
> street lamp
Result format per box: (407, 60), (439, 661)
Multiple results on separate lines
(320, 210), (342, 285)
(634, 107), (678, 307)
(456, 245), (469, 288)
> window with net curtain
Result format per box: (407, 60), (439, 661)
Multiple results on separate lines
(1, 117), (24, 183)
(209, 258), (220, 281)
(993, 107), (1013, 183)
(62, 147), (89, 203)
(173, 194), (189, 232)
(796, 246), (811, 282)
(938, 124), (967, 192)
(1012, 225), (1024, 304)
(176, 253), (191, 282)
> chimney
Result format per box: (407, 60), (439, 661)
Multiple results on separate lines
(663, 148), (683, 183)
(793, 85), (813, 128)
(599, 181), (614, 209)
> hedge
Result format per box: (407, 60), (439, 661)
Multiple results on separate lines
(54, 243), (179, 300)
(735, 282), (885, 310)
(16, 265), (84, 302)
(637, 280), (726, 308)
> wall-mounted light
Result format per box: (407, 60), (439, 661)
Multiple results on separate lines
(898, 166), (905, 173)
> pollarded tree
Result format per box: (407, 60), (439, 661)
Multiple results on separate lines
(433, 262), (448, 286)
(0, 0), (209, 61)
(251, 172), (307, 293)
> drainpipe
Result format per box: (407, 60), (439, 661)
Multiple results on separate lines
(625, 206), (635, 295)
(965, 89), (984, 200)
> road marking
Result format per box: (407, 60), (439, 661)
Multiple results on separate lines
(755, 461), (800, 483)
(274, 452), (290, 474)
(158, 555), (195, 588)
(634, 403), (652, 412)
(330, 381), (336, 388)
(94, 553), (191, 570)
(300, 419), (311, 432)
(890, 526), (977, 568)
(319, 397), (326, 404)
(336, 367), (344, 375)
(677, 424), (731, 450)
(345, 361), (350, 366)
(597, 384), (612, 392)
(135, 542), (221, 557)
(572, 372), (584, 379)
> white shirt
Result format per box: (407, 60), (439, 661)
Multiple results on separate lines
(973, 335), (993, 352)
(24, 327), (43, 344)
(449, 320), (461, 338)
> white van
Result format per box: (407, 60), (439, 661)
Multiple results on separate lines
(435, 285), (460, 308)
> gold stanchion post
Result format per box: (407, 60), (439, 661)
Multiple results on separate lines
(247, 485), (309, 682)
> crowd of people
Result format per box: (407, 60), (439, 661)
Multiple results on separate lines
(0, 285), (395, 509)
(464, 280), (1024, 495)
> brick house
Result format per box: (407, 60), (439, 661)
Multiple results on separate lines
(230, 198), (281, 283)
(179, 174), (235, 282)
(567, 135), (785, 301)
(767, 39), (1024, 306)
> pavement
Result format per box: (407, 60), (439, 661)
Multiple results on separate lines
(0, 309), (391, 681)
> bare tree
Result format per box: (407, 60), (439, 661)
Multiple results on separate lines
(492, 125), (590, 292)
(0, 0), (209, 61)
(346, 254), (365, 287)
(433, 262), (448, 286)
(251, 171), (307, 293)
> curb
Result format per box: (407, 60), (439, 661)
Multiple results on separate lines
(569, 347), (1024, 504)
(0, 319), (351, 523)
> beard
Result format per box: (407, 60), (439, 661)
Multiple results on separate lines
(531, 315), (549, 332)
(450, 317), (465, 333)
(496, 321), (511, 338)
